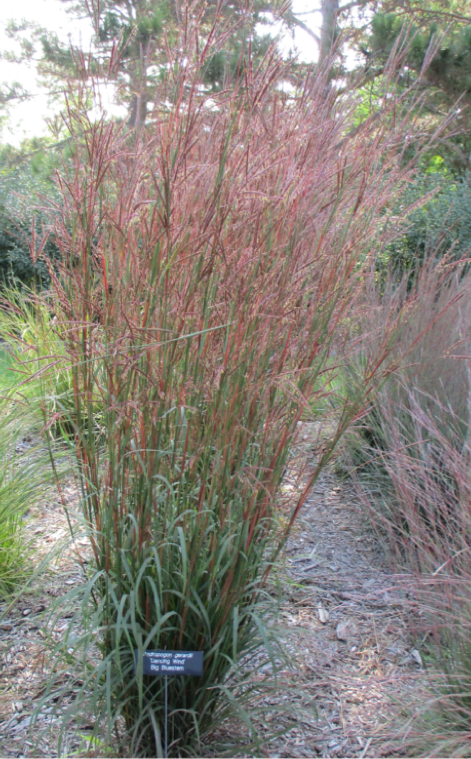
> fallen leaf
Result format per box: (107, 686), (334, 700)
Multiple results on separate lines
(336, 618), (356, 641)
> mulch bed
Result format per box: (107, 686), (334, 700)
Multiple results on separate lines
(0, 424), (427, 757)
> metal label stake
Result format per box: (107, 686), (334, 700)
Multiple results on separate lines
(134, 650), (204, 759)
(164, 675), (168, 759)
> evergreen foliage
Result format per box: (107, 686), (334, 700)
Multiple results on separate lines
(361, 10), (471, 172)
(369, 12), (471, 101)
(4, 0), (286, 129)
(382, 172), (471, 277)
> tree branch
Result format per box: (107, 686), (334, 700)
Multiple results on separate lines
(285, 11), (321, 45)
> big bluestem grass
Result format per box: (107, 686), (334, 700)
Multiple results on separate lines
(28, 6), (445, 755)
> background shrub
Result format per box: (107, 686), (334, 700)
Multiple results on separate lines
(0, 164), (61, 289)
(380, 173), (471, 279)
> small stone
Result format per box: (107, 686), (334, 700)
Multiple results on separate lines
(317, 606), (329, 624)
(22, 609), (31, 616)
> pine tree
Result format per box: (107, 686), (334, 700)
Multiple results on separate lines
(4, 0), (296, 129)
(360, 7), (471, 171)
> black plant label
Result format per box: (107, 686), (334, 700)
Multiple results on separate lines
(134, 650), (204, 676)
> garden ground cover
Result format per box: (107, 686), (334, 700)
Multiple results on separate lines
(0, 423), (427, 758)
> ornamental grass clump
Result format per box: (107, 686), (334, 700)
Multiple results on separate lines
(34, 8), (435, 755)
(351, 388), (471, 758)
(343, 264), (471, 757)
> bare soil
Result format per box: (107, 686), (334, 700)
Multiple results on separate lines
(0, 425), (427, 757)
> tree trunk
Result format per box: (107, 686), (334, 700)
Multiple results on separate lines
(127, 0), (150, 130)
(319, 0), (339, 67)
(127, 89), (148, 130)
